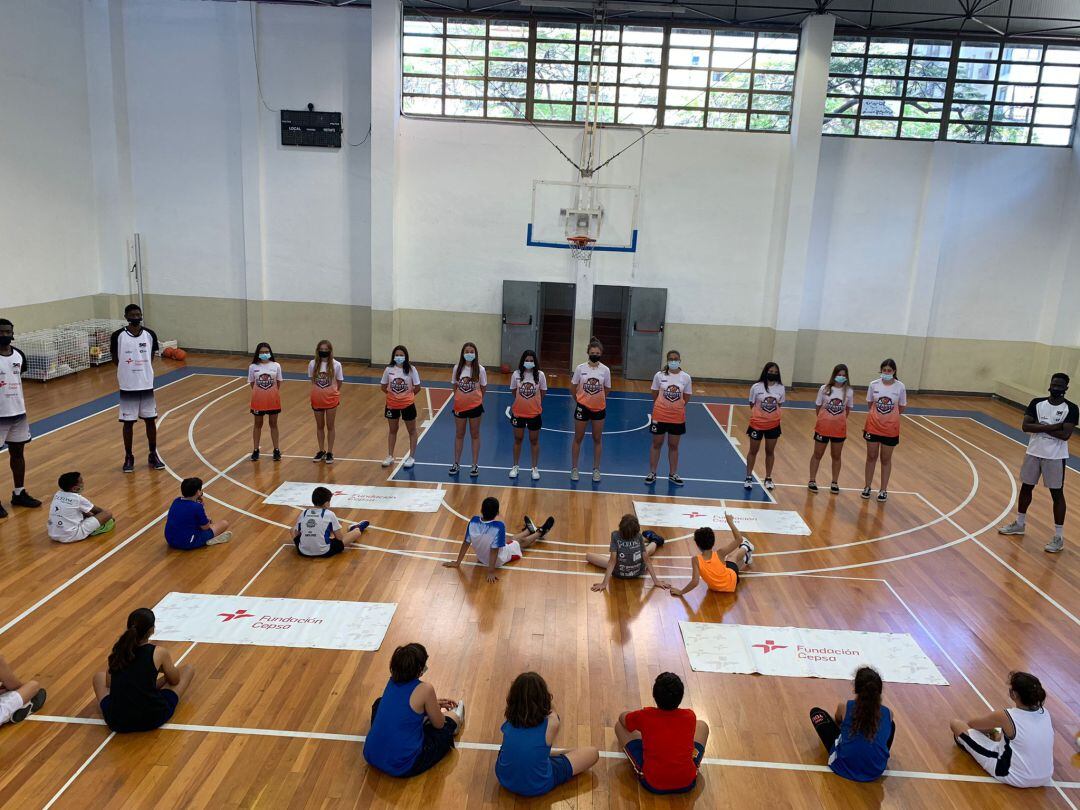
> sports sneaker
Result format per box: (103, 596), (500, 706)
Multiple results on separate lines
(764, 477), (774, 491)
(570, 468), (579, 482)
(1045, 536), (1064, 554)
(997, 521), (1026, 536)
(743, 476), (753, 489)
(449, 699), (465, 734)
(740, 539), (755, 567)
(531, 467), (540, 481)
(206, 531), (232, 546)
(644, 472), (656, 484)
(830, 482), (840, 495)
(668, 473), (684, 486)
(509, 465), (519, 479)
(10, 490), (41, 508)
(272, 449), (281, 461)
(312, 451), (325, 463)
(122, 455), (135, 474)
(523, 515), (538, 534)
(381, 456), (394, 467)
(877, 490), (888, 502)
(643, 530), (665, 548)
(148, 452), (166, 471)
(860, 486), (872, 500)
(90, 518), (116, 536)
(448, 463), (460, 476)
(0, 503), (6, 518)
(324, 453), (335, 465)
(250, 449), (260, 462)
(11, 688), (46, 724)
(592, 468), (601, 482)
(807, 481), (818, 493)
(403, 456), (415, 469)
(470, 464), (479, 477)
(539, 516), (555, 537)
(352, 520), (370, 534)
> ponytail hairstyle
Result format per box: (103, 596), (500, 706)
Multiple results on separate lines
(824, 363), (850, 397)
(880, 358), (899, 382)
(662, 349), (682, 374)
(618, 513), (641, 541)
(587, 337), (603, 358)
(389, 344), (412, 375)
(453, 342), (479, 383)
(108, 607), (155, 673)
(850, 666), (884, 740)
(1008, 671), (1046, 710)
(504, 671), (553, 729)
(311, 339), (335, 383)
(758, 361), (783, 387)
(518, 349), (539, 383)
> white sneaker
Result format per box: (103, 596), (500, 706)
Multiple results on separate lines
(592, 468), (601, 482)
(206, 531), (232, 546)
(531, 467), (540, 481)
(509, 465), (519, 479)
(403, 455), (415, 469)
(450, 699), (465, 734)
(570, 468), (579, 482)
(740, 538), (755, 566)
(997, 521), (1025, 536)
(381, 456), (394, 468)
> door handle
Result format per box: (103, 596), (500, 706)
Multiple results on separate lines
(502, 315), (533, 326)
(633, 322), (663, 334)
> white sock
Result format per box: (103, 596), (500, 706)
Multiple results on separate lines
(13, 487), (23, 495)
(1054, 524), (1064, 537)
(1016, 513), (1026, 527)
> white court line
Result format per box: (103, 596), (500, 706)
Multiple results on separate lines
(388, 390), (453, 481)
(42, 731), (116, 810)
(700, 402), (774, 503)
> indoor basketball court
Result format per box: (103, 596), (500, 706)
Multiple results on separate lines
(1, 0), (1079, 808)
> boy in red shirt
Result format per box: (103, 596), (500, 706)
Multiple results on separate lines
(615, 672), (709, 794)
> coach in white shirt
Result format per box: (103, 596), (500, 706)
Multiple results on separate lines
(110, 304), (164, 474)
(0, 318), (42, 518)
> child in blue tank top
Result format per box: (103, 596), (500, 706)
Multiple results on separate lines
(809, 666), (895, 782)
(495, 672), (599, 797)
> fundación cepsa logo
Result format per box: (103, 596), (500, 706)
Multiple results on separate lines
(752, 639), (788, 654)
(751, 637), (863, 662)
(217, 607), (325, 631)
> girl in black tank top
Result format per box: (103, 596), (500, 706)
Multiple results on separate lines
(93, 607), (195, 733)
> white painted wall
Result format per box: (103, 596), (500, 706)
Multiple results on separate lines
(0, 0), (98, 308)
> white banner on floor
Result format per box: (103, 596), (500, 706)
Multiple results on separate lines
(679, 622), (947, 685)
(151, 592), (397, 651)
(633, 502), (811, 535)
(265, 482), (445, 512)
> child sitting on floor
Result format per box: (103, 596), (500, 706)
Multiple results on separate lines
(669, 514), (754, 597)
(810, 666), (895, 782)
(0, 655), (46, 728)
(164, 477), (231, 550)
(443, 497), (553, 583)
(586, 514), (669, 593)
(291, 486), (369, 558)
(47, 471), (115, 543)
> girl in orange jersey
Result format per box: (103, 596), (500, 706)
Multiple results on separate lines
(509, 349), (547, 481)
(247, 342), (283, 462)
(449, 341), (488, 477)
(744, 362), (785, 491)
(570, 337), (612, 483)
(861, 358), (906, 502)
(380, 345), (422, 469)
(646, 350), (692, 486)
(808, 363), (854, 494)
(308, 339), (343, 464)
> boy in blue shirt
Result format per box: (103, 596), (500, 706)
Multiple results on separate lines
(443, 497), (553, 583)
(165, 477), (231, 549)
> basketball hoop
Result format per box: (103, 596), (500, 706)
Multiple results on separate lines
(567, 235), (596, 263)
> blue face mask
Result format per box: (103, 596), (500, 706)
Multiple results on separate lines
(463, 352), (476, 362)
(394, 356), (405, 365)
(668, 360), (680, 370)
(259, 352), (271, 361)
(882, 372), (894, 382)
(834, 375), (846, 384)
(523, 361), (535, 370)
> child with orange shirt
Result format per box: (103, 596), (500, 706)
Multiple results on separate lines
(647, 350), (692, 486)
(862, 358), (907, 502)
(449, 341), (487, 477)
(570, 337), (612, 483)
(308, 339), (343, 464)
(248, 342), (283, 462)
(380, 345), (422, 469)
(509, 349), (547, 481)
(669, 515), (754, 597)
(808, 363), (854, 494)
(744, 361), (785, 491)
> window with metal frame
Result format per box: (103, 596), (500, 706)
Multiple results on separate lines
(824, 34), (1079, 146)
(401, 14), (800, 132)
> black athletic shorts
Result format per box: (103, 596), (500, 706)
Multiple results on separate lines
(746, 426), (781, 441)
(454, 405), (484, 419)
(294, 536), (345, 558)
(574, 404), (606, 422)
(510, 413), (542, 431)
(863, 431), (899, 447)
(813, 432), (846, 444)
(725, 560), (740, 581)
(650, 420), (686, 436)
(251, 409), (281, 416)
(385, 404), (418, 421)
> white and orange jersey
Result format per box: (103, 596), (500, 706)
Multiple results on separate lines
(572, 362), (611, 411)
(248, 362), (283, 412)
(650, 371), (693, 424)
(308, 359), (343, 410)
(0, 349), (27, 418)
(864, 378), (907, 437)
(510, 369), (547, 418)
(748, 382), (785, 430)
(452, 363), (487, 413)
(814, 384), (854, 438)
(381, 365), (421, 409)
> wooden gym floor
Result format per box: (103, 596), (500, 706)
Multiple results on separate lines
(0, 354), (1076, 809)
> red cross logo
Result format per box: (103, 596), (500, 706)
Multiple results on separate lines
(125, 358), (133, 364)
(217, 609), (254, 622)
(684, 511), (706, 519)
(752, 639), (787, 654)
(332, 490), (346, 496)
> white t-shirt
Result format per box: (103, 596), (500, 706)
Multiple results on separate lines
(294, 507), (342, 556)
(0, 349), (27, 418)
(650, 370), (693, 424)
(380, 365), (422, 409)
(247, 361), (284, 387)
(572, 362), (612, 411)
(465, 517), (507, 567)
(1025, 397), (1079, 460)
(112, 328), (158, 392)
(47, 491), (95, 543)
